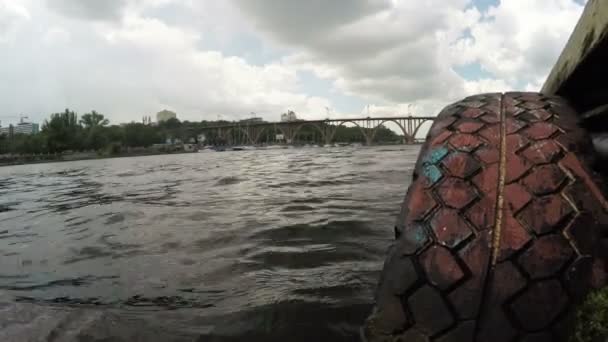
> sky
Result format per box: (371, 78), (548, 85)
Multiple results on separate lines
(0, 0), (587, 125)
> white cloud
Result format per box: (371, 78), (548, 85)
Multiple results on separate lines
(0, 0), (588, 125)
(42, 27), (71, 45)
(0, 1), (30, 43)
(0, 1), (333, 124)
(453, 0), (584, 87)
(236, 0), (585, 116)
(236, 0), (481, 114)
(463, 78), (514, 95)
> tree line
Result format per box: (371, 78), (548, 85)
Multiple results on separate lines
(0, 110), (164, 155)
(0, 109), (402, 155)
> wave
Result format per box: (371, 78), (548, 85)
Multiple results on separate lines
(215, 176), (244, 186)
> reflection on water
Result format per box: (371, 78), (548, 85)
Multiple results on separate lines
(0, 146), (419, 341)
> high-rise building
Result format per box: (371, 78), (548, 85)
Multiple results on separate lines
(156, 110), (177, 123)
(280, 111), (298, 122)
(239, 117), (264, 124)
(0, 121), (39, 135)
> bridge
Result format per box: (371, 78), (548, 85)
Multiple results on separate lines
(198, 116), (435, 146)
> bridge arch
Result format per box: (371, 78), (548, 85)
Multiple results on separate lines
(200, 116), (435, 146)
(412, 119), (434, 140)
(215, 127), (234, 145)
(239, 126), (269, 145)
(291, 122), (326, 143)
(371, 119), (412, 143)
(274, 125), (294, 143)
(330, 120), (375, 145)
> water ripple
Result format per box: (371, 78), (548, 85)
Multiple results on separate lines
(0, 145), (419, 341)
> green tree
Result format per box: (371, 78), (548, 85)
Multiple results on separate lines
(0, 133), (48, 155)
(334, 125), (365, 143)
(83, 126), (109, 151)
(105, 125), (125, 143)
(161, 117), (181, 130)
(80, 110), (109, 129)
(42, 109), (81, 153)
(123, 123), (162, 147)
(79, 111), (110, 151)
(373, 125), (400, 143)
(572, 287), (608, 342)
(0, 134), (9, 154)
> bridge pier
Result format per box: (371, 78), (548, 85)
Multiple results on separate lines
(322, 124), (337, 145)
(240, 126), (266, 145)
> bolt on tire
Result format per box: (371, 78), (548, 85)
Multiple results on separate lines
(363, 92), (608, 342)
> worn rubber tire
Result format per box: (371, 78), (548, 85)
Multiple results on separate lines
(363, 92), (608, 342)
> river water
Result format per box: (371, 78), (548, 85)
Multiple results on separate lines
(0, 146), (419, 341)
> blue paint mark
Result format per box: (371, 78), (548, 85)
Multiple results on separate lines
(423, 164), (443, 186)
(420, 147), (448, 185)
(424, 147), (449, 165)
(404, 225), (429, 247)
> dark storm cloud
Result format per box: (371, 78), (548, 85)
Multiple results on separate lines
(47, 0), (127, 21)
(234, 0), (390, 43)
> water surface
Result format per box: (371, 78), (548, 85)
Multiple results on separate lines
(0, 146), (419, 341)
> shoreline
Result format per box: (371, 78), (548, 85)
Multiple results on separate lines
(0, 150), (198, 168)
(0, 142), (421, 168)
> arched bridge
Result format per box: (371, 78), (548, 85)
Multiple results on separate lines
(199, 116), (435, 146)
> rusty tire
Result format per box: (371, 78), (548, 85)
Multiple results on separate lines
(363, 92), (608, 342)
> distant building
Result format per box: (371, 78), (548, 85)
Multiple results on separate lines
(281, 111), (298, 122)
(156, 110), (177, 123)
(14, 121), (39, 134)
(239, 117), (264, 124)
(0, 121), (39, 135)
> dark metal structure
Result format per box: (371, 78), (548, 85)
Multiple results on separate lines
(542, 0), (608, 115)
(199, 116), (435, 146)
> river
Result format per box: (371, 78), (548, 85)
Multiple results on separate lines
(0, 145), (419, 341)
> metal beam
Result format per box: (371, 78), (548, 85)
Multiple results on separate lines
(199, 116), (436, 130)
(199, 116), (435, 146)
(542, 0), (608, 113)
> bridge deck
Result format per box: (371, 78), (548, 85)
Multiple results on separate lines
(199, 116), (436, 130)
(198, 116), (436, 146)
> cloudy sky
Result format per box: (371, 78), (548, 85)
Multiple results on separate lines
(0, 0), (586, 125)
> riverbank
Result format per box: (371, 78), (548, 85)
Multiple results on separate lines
(0, 150), (198, 167)
(0, 142), (420, 167)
